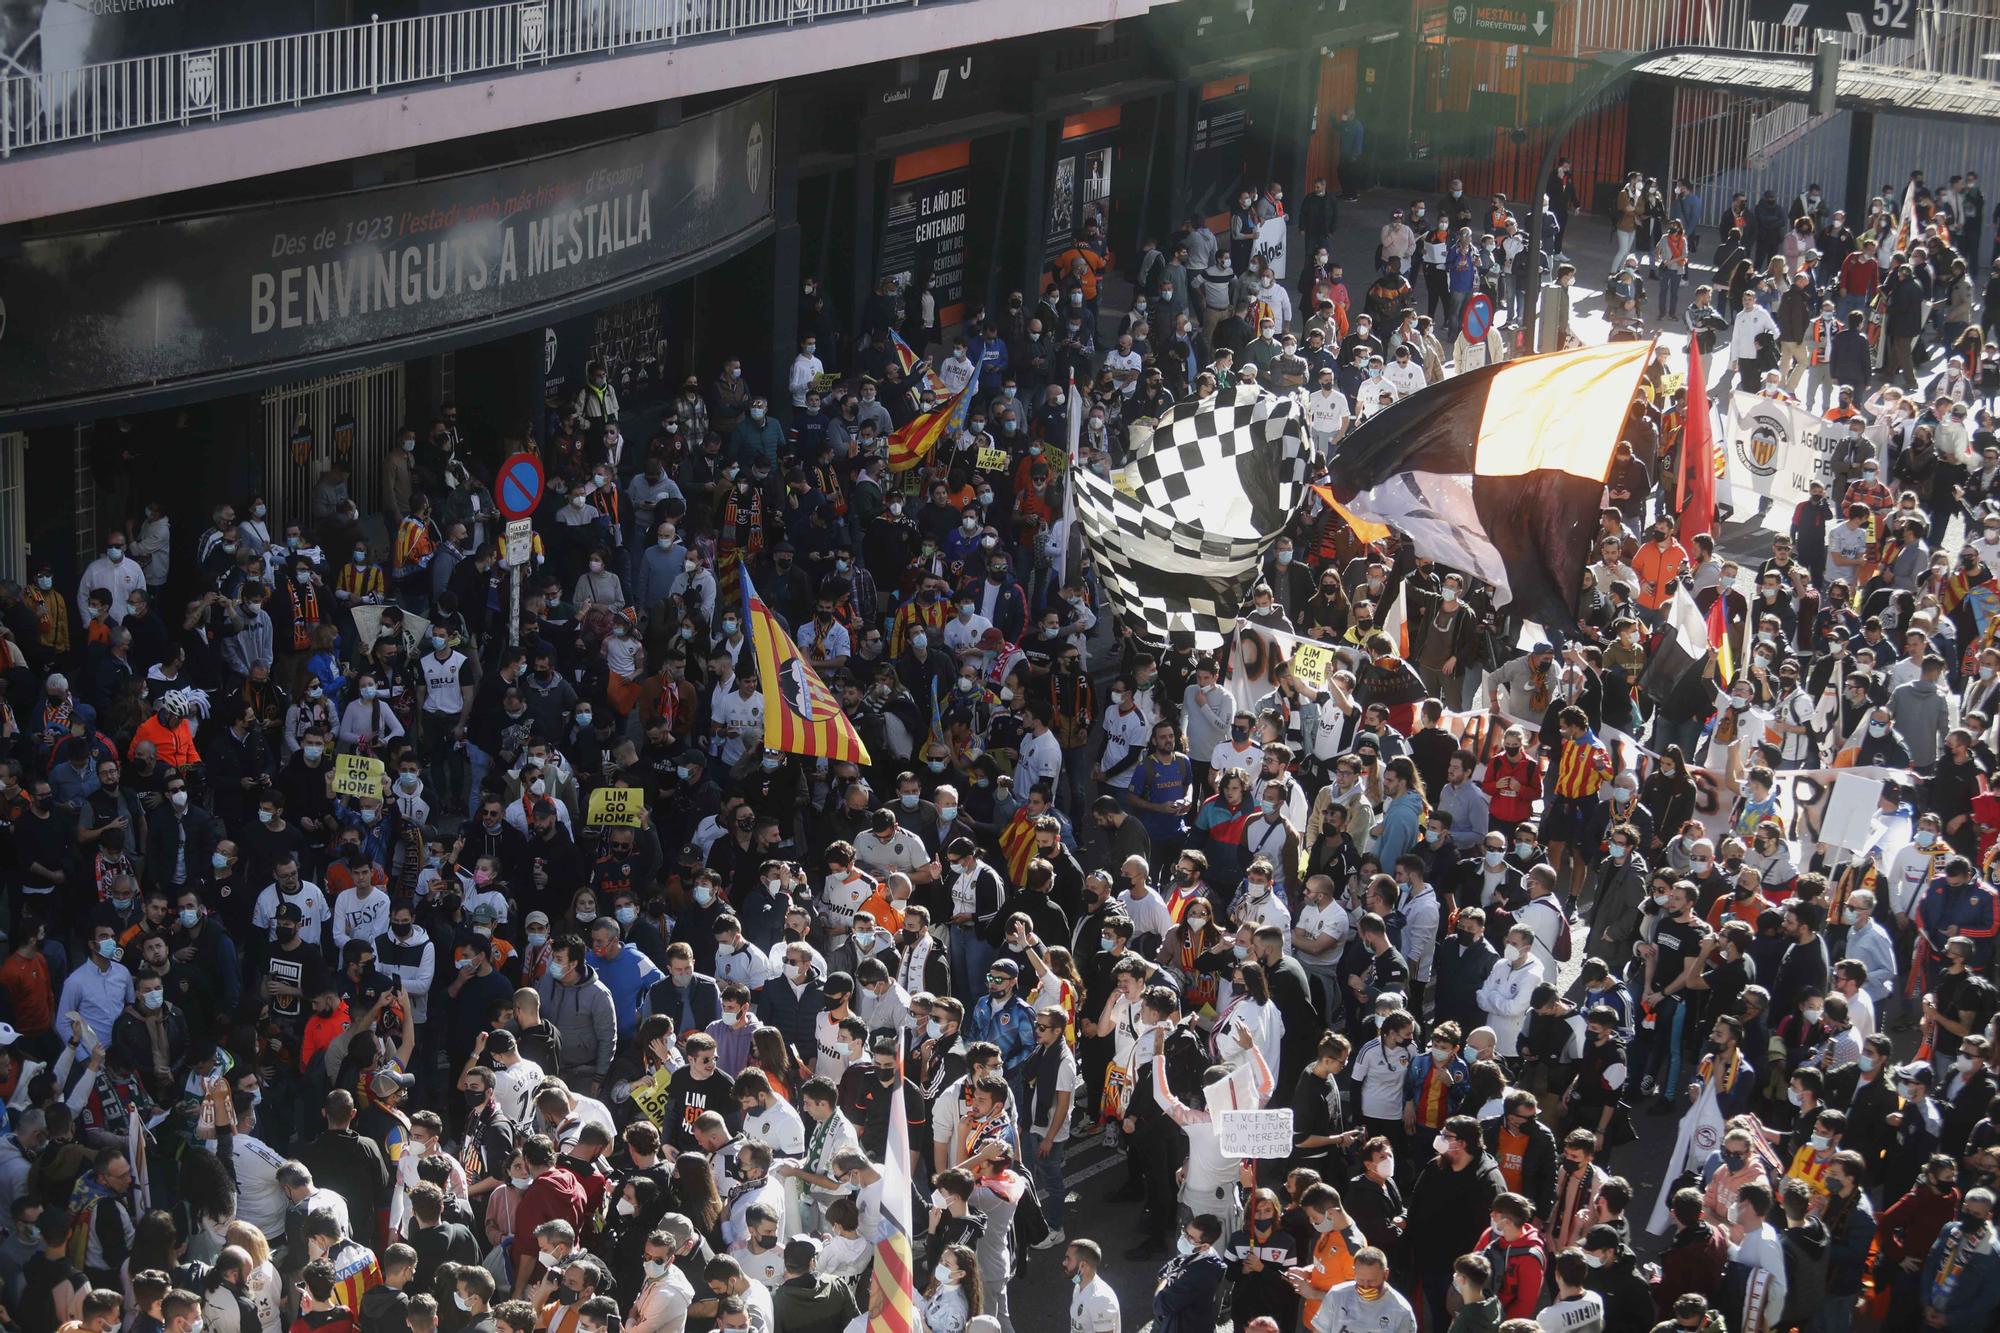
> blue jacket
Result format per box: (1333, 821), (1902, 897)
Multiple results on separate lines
(589, 943), (663, 1040)
(967, 335), (1010, 392)
(967, 993), (1037, 1071)
(1377, 792), (1424, 868)
(730, 416), (786, 469)
(1400, 1050), (1469, 1123)
(1152, 1250), (1227, 1333)
(1919, 1219), (2000, 1324)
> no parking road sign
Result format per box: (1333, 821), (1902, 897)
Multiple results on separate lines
(496, 452), (545, 520)
(1462, 293), (1494, 343)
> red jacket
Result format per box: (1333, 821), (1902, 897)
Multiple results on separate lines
(1650, 1218), (1728, 1312)
(1475, 1222), (1549, 1319)
(1876, 1183), (1961, 1269)
(513, 1165), (590, 1240)
(1481, 751), (1542, 826)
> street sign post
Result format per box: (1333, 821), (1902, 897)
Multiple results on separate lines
(1445, 0), (1553, 45)
(495, 452), (545, 520)
(495, 453), (545, 650)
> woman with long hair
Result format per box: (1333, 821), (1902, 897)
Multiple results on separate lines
(222, 1221), (284, 1333)
(920, 1243), (984, 1333)
(1159, 899), (1222, 1016)
(122, 1209), (182, 1305)
(673, 1150), (726, 1242)
(1225, 1188), (1301, 1333)
(1212, 959), (1283, 1072)
(178, 1142), (239, 1265)
(750, 1025), (800, 1101)
(1024, 943), (1082, 1039)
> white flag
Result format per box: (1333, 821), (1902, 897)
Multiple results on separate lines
(1646, 1078), (1725, 1234)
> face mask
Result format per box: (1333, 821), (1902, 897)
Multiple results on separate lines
(170, 791), (189, 809)
(1100, 934), (1118, 953)
(140, 989), (164, 1011)
(1919, 830), (1938, 848)
(455, 1296), (474, 1314)
(97, 939), (121, 961)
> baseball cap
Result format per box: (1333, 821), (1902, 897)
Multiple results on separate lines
(989, 958), (1021, 978)
(1895, 1062), (1936, 1086)
(470, 903), (499, 925)
(276, 903), (305, 923)
(372, 1069), (416, 1097)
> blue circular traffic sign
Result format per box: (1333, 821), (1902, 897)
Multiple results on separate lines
(1462, 293), (1493, 343)
(496, 452), (545, 520)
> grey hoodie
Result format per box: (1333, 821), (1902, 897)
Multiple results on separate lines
(534, 965), (617, 1083)
(1888, 677), (1952, 768)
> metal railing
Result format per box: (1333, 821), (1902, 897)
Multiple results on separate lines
(0, 0), (923, 157)
(1566, 0), (2000, 82)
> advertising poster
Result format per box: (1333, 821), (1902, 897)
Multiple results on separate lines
(879, 141), (973, 329)
(1043, 107), (1120, 271)
(1187, 74), (1252, 226)
(0, 90), (774, 414)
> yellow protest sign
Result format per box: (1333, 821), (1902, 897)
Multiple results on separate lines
(587, 786), (646, 827)
(1288, 641), (1341, 692)
(331, 753), (386, 801)
(975, 446), (1010, 473)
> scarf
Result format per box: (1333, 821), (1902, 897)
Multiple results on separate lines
(64, 1170), (121, 1268)
(1703, 1047), (1743, 1092)
(288, 581), (320, 651)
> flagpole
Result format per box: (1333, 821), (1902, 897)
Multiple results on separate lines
(1054, 368), (1082, 590)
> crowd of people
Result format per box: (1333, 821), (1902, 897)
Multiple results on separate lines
(3, 156), (2000, 1333)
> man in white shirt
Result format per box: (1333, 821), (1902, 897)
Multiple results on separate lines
(1062, 1240), (1121, 1333)
(736, 1070), (806, 1156)
(625, 1226), (696, 1333)
(252, 855), (331, 942)
(1014, 708), (1062, 796)
(1729, 289), (1781, 392)
(1305, 372), (1352, 458)
(229, 1105), (296, 1239)
(941, 598), (994, 654)
(1291, 874), (1350, 1005)
(1115, 857), (1174, 945)
(1104, 334), (1144, 399)
(787, 337), (824, 408)
(711, 674), (765, 769)
(484, 1029), (546, 1122)
(1097, 685), (1153, 793)
(1353, 357), (1400, 417)
(77, 533), (148, 624)
(334, 875), (391, 951)
(1383, 344), (1426, 397)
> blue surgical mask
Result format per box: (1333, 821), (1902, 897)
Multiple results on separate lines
(693, 886), (716, 908)
(926, 1019), (945, 1041)
(1233, 944), (1251, 959)
(1099, 934), (1117, 952)
(761, 755), (782, 772)
(528, 932), (549, 948)
(97, 939), (121, 961)
(179, 908), (200, 929)
(616, 906), (638, 927)
(900, 793), (920, 809)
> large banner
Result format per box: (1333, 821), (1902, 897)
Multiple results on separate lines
(1722, 390), (1840, 507)
(879, 141), (973, 330)
(0, 91), (774, 414)
(1187, 74), (1253, 225)
(2, 0), (315, 79)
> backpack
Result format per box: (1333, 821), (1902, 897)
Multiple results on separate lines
(1533, 896), (1574, 963)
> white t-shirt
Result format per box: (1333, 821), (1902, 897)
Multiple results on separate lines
(1306, 388), (1352, 439)
(333, 885), (391, 949)
(1105, 348), (1143, 396)
(1117, 888), (1174, 943)
(745, 1096), (807, 1156)
(1294, 900), (1351, 975)
(1016, 728), (1063, 792)
(1537, 1291), (1606, 1333)
(252, 881), (330, 939)
(1069, 1276), (1121, 1333)
(228, 1134), (291, 1238)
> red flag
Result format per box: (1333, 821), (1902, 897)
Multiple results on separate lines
(1706, 591), (1734, 683)
(1677, 337), (1716, 542)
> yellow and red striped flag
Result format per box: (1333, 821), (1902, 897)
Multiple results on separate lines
(887, 383), (975, 473)
(743, 569), (871, 765)
(867, 1074), (919, 1333)
(998, 806), (1039, 882)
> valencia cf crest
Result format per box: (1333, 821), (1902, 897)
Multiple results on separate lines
(779, 656), (842, 722)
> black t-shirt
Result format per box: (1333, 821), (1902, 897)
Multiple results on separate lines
(20, 1251), (84, 1333)
(665, 1068), (742, 1150)
(1701, 952), (1753, 1026)
(1650, 914), (1711, 993)
(258, 937), (331, 1034)
(406, 1219), (481, 1292)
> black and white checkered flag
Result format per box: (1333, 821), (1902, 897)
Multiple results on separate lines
(1075, 385), (1310, 648)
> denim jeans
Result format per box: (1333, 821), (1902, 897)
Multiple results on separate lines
(1029, 1134), (1069, 1228)
(950, 928), (996, 1008)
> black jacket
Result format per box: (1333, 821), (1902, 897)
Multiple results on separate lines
(1482, 1114), (1559, 1219)
(1407, 1151), (1508, 1272)
(298, 1126), (393, 1222)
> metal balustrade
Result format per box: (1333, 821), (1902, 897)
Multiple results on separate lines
(0, 0), (930, 157)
